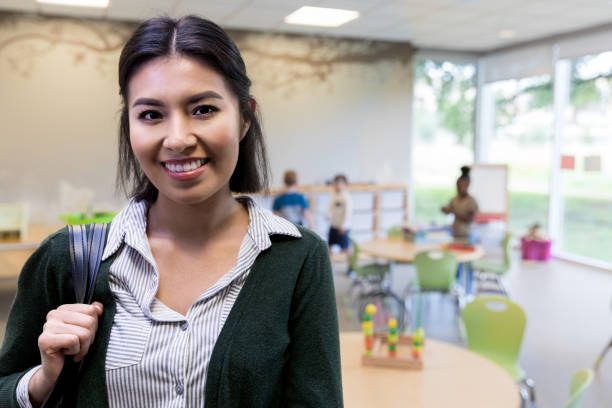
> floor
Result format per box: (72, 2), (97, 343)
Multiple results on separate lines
(1, 252), (610, 407)
(333, 253), (612, 408)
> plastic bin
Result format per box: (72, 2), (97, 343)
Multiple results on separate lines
(521, 238), (551, 261)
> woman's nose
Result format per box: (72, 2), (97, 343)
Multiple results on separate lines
(163, 116), (197, 152)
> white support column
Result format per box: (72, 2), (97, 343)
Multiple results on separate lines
(474, 58), (494, 163)
(549, 49), (570, 251)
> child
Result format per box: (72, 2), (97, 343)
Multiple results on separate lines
(441, 166), (479, 242)
(328, 174), (353, 255)
(272, 170), (312, 227)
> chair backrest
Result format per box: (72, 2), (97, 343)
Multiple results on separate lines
(461, 295), (526, 368)
(565, 369), (594, 408)
(349, 238), (360, 272)
(501, 232), (512, 269)
(387, 226), (403, 238)
(414, 250), (458, 291)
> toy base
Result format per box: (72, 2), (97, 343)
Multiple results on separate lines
(361, 334), (424, 370)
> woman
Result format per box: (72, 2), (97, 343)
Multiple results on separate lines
(0, 16), (342, 407)
(441, 166), (479, 242)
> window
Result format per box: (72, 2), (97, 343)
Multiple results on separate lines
(558, 52), (612, 263)
(489, 76), (554, 235)
(412, 58), (476, 226)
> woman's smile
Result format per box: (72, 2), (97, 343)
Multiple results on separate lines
(161, 157), (211, 181)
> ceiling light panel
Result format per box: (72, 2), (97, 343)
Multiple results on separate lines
(284, 6), (359, 27)
(37, 0), (109, 7)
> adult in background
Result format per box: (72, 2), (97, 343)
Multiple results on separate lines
(441, 165), (479, 242)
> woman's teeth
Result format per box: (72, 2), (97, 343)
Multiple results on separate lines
(163, 159), (206, 173)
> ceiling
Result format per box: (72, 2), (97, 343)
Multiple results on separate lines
(1, 0), (611, 52)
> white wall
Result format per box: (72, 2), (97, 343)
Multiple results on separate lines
(0, 13), (413, 221)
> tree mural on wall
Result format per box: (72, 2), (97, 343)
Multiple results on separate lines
(0, 12), (132, 78)
(230, 31), (412, 95)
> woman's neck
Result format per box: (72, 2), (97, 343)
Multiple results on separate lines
(146, 190), (247, 243)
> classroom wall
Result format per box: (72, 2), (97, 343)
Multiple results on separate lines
(0, 13), (413, 221)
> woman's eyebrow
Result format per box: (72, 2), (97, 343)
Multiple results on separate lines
(131, 91), (223, 108)
(132, 98), (163, 108)
(187, 90), (223, 104)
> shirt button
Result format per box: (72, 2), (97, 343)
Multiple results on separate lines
(180, 321), (189, 331)
(175, 382), (184, 396)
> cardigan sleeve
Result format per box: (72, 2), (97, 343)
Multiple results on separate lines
(284, 238), (343, 407)
(0, 230), (72, 408)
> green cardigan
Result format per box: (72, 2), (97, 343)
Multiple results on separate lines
(0, 226), (343, 407)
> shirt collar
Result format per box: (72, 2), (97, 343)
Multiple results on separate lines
(102, 196), (301, 260)
(239, 196), (301, 251)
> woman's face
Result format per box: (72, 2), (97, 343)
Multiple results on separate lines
(127, 55), (249, 206)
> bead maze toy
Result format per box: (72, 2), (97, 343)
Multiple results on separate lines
(360, 303), (424, 370)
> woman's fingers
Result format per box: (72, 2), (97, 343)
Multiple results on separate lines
(38, 303), (104, 377)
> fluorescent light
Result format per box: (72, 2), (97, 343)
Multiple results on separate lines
(37, 0), (109, 8)
(284, 6), (359, 27)
(498, 29), (516, 39)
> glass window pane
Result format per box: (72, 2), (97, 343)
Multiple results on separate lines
(560, 52), (612, 263)
(489, 76), (553, 236)
(413, 58), (476, 225)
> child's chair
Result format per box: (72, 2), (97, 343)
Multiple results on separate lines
(386, 226), (403, 238)
(565, 369), (594, 408)
(406, 250), (460, 328)
(348, 238), (391, 294)
(473, 232), (512, 296)
(461, 295), (535, 406)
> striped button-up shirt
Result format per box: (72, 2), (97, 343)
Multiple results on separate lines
(17, 197), (301, 408)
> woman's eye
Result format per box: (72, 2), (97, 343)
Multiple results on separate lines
(193, 105), (218, 117)
(138, 110), (162, 121)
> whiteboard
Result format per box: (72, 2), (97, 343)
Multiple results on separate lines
(469, 164), (508, 217)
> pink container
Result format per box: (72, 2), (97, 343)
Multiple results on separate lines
(521, 238), (552, 261)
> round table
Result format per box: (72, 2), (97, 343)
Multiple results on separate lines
(340, 332), (519, 407)
(359, 237), (485, 263)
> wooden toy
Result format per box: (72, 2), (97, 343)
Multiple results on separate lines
(387, 318), (398, 357)
(411, 327), (425, 359)
(362, 303), (377, 356)
(361, 333), (424, 370)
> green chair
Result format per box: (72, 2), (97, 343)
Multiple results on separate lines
(565, 369), (594, 408)
(348, 238), (407, 332)
(348, 238), (391, 292)
(473, 232), (512, 296)
(461, 295), (535, 405)
(386, 226), (403, 238)
(407, 250), (459, 328)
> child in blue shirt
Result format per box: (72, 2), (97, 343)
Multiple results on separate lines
(273, 170), (312, 227)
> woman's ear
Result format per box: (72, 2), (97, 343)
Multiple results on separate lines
(240, 97), (256, 140)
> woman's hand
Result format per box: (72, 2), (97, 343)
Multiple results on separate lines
(28, 302), (103, 406)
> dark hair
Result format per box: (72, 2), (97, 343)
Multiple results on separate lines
(117, 15), (269, 202)
(459, 166), (471, 182)
(333, 174), (348, 184)
(283, 170), (297, 187)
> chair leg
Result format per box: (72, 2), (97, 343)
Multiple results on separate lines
(595, 337), (612, 370)
(519, 377), (536, 407)
(494, 275), (509, 297)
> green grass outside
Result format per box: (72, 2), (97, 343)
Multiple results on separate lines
(415, 186), (612, 263)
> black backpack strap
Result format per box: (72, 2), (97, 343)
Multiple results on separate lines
(42, 224), (109, 407)
(68, 223), (108, 304)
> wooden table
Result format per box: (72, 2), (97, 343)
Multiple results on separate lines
(360, 237), (485, 263)
(340, 332), (520, 407)
(360, 238), (484, 296)
(0, 224), (61, 284)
